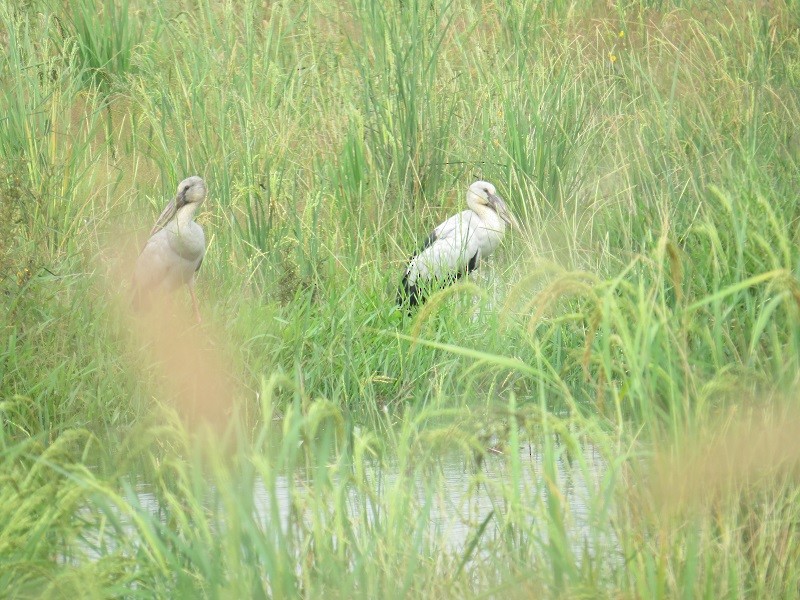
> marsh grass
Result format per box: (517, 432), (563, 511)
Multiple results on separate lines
(59, 0), (146, 90)
(3, 0), (800, 597)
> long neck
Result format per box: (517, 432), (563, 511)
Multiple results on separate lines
(469, 200), (506, 235)
(174, 202), (199, 228)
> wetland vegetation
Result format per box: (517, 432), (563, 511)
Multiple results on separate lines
(3, 0), (800, 597)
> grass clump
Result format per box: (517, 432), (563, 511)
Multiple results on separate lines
(57, 0), (148, 91)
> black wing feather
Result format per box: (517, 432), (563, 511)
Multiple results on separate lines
(419, 230), (438, 252)
(397, 248), (479, 312)
(396, 230), (438, 309)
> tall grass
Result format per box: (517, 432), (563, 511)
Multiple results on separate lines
(59, 0), (146, 90)
(2, 0), (800, 596)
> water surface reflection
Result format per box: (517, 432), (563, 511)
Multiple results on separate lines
(250, 440), (608, 553)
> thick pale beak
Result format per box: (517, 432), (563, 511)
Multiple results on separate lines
(149, 197), (179, 236)
(489, 193), (519, 228)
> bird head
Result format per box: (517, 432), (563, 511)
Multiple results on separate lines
(467, 180), (519, 228)
(148, 176), (208, 237)
(175, 176), (207, 210)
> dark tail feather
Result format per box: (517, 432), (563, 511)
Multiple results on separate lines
(397, 250), (479, 313)
(398, 274), (423, 312)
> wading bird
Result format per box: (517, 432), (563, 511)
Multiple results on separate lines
(398, 180), (518, 309)
(132, 176), (208, 323)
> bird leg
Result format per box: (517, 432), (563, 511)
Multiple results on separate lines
(189, 286), (202, 323)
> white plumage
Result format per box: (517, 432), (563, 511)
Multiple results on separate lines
(399, 180), (518, 308)
(132, 176), (208, 323)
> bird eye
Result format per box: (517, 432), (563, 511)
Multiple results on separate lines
(183, 186), (190, 192)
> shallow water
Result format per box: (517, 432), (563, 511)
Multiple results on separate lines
(75, 436), (611, 566)
(250, 440), (607, 554)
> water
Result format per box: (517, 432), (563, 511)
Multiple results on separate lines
(251, 440), (608, 554)
(73, 435), (612, 567)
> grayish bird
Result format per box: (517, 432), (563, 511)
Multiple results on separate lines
(132, 176), (208, 323)
(399, 180), (518, 309)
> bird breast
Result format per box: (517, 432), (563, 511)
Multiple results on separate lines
(473, 208), (506, 248)
(166, 221), (205, 263)
(463, 210), (505, 258)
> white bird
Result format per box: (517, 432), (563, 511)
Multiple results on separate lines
(132, 176), (208, 323)
(398, 180), (518, 309)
